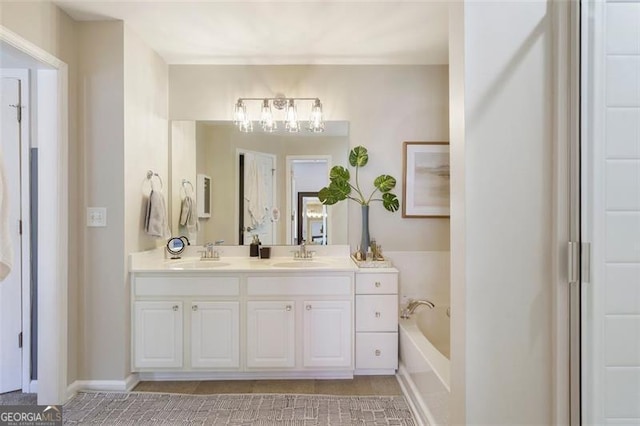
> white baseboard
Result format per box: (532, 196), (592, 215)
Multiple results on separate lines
(25, 380), (38, 393)
(396, 363), (433, 426)
(66, 374), (140, 400)
(137, 371), (354, 381)
(354, 369), (397, 376)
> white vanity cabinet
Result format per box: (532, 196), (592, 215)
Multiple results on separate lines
(246, 275), (353, 372)
(354, 270), (399, 374)
(130, 262), (357, 377)
(131, 274), (240, 371)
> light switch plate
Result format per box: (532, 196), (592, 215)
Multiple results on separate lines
(87, 207), (107, 227)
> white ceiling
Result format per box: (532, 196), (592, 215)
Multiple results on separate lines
(54, 1), (450, 65)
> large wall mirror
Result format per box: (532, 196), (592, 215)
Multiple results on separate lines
(169, 121), (349, 246)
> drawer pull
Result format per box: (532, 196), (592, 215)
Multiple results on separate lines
(172, 305), (179, 311)
(375, 281), (381, 288)
(375, 312), (381, 318)
(375, 350), (381, 356)
(306, 305), (312, 311)
(285, 305), (292, 312)
(192, 305), (198, 311)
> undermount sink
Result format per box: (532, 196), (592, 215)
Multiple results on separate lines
(165, 260), (230, 269)
(270, 261), (331, 268)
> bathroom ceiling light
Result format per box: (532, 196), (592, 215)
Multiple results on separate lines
(233, 95), (324, 133)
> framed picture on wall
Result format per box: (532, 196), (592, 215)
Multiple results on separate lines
(402, 141), (450, 218)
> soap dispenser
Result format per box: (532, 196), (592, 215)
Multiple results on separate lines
(249, 234), (261, 257)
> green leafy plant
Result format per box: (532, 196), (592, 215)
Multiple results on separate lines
(319, 146), (399, 212)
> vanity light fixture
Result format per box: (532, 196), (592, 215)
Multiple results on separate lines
(233, 95), (324, 133)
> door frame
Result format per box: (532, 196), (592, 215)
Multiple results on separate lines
(549, 1), (581, 424)
(0, 68), (32, 394)
(0, 26), (69, 405)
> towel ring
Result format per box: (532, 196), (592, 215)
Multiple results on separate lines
(180, 179), (194, 199)
(142, 170), (163, 195)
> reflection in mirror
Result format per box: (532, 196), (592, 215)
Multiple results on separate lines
(169, 121), (349, 246)
(297, 192), (327, 245)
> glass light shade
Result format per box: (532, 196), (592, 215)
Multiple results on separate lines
(233, 100), (246, 125)
(285, 99), (299, 132)
(308, 99), (324, 132)
(260, 99), (277, 132)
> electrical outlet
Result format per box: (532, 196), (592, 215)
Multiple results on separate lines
(87, 207), (107, 227)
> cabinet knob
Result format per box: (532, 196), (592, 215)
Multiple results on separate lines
(172, 305), (179, 311)
(285, 305), (292, 311)
(375, 349), (381, 356)
(375, 281), (381, 288)
(375, 312), (381, 318)
(306, 305), (312, 310)
(192, 305), (198, 311)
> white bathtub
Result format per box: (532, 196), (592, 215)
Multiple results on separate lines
(398, 306), (450, 426)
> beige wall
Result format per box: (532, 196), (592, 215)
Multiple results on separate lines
(169, 65), (450, 252)
(449, 2), (553, 424)
(0, 0), (81, 385)
(123, 25), (169, 377)
(77, 21), (126, 380)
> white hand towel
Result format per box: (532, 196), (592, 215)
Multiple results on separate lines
(179, 195), (199, 243)
(0, 149), (12, 281)
(144, 189), (171, 239)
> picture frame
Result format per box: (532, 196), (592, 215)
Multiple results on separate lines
(402, 141), (450, 218)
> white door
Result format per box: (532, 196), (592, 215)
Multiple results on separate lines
(303, 300), (352, 368)
(0, 76), (23, 393)
(246, 301), (295, 368)
(581, 2), (640, 424)
(242, 151), (276, 245)
(190, 301), (239, 368)
(133, 301), (183, 369)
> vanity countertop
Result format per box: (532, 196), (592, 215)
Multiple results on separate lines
(129, 245), (363, 273)
(130, 255), (359, 273)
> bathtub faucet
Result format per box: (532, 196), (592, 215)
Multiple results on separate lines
(401, 299), (435, 319)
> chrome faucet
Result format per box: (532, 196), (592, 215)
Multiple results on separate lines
(293, 241), (314, 259)
(200, 242), (220, 260)
(400, 299), (435, 319)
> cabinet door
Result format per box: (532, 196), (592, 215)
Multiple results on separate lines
(303, 300), (352, 368)
(247, 301), (295, 368)
(134, 301), (183, 369)
(191, 301), (240, 368)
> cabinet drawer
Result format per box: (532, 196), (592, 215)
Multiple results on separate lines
(356, 295), (398, 332)
(355, 273), (397, 294)
(135, 276), (239, 297)
(247, 276), (352, 296)
(355, 332), (398, 370)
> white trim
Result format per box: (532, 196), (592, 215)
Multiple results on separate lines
(549, 1), (579, 424)
(396, 364), (430, 426)
(137, 370), (354, 381)
(0, 25), (69, 406)
(353, 368), (396, 376)
(66, 375), (140, 400)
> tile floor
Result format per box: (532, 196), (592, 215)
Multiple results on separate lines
(133, 376), (402, 396)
